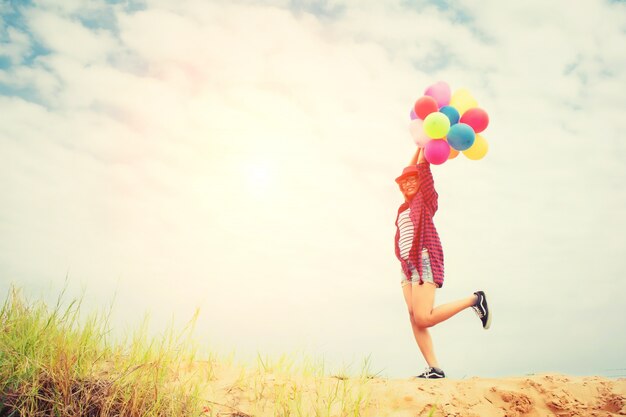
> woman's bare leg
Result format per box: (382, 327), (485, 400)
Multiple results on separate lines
(412, 283), (477, 328)
(402, 283), (440, 368)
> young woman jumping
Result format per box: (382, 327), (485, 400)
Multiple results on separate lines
(394, 147), (491, 379)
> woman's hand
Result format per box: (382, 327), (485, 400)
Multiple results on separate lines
(417, 147), (427, 164)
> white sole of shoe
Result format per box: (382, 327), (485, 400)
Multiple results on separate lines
(483, 291), (492, 330)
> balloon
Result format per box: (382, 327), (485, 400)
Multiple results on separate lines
(460, 108), (489, 133)
(423, 112), (450, 139)
(439, 106), (460, 125)
(443, 136), (459, 159)
(447, 123), (475, 151)
(408, 119), (431, 148)
(413, 96), (438, 120)
(463, 134), (489, 160)
(407, 83), (491, 163)
(424, 81), (451, 108)
(424, 139), (450, 165)
(450, 88), (478, 115)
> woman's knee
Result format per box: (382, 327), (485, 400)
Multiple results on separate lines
(412, 310), (433, 328)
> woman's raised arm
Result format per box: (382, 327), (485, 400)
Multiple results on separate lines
(409, 147), (422, 165)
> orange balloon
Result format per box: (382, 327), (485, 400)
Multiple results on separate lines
(443, 136), (459, 159)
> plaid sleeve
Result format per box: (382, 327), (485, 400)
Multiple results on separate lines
(418, 162), (438, 214)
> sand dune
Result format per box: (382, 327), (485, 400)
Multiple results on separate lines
(197, 365), (626, 417)
(364, 374), (625, 417)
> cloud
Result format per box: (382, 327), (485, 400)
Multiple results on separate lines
(25, 11), (117, 64)
(1, 0), (625, 377)
(0, 26), (32, 64)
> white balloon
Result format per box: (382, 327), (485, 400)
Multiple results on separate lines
(408, 119), (432, 148)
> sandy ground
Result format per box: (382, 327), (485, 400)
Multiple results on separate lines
(362, 374), (626, 417)
(195, 365), (626, 417)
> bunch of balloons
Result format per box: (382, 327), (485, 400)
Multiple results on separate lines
(409, 81), (490, 165)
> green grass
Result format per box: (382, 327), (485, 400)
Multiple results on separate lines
(0, 286), (379, 417)
(0, 286), (209, 416)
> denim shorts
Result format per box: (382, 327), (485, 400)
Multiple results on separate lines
(400, 248), (437, 287)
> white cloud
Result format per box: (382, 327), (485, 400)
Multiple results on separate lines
(25, 9), (118, 63)
(0, 27), (32, 64)
(1, 0), (625, 378)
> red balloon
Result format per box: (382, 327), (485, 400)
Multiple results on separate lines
(413, 96), (438, 120)
(459, 108), (489, 133)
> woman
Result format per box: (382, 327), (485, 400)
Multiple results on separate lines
(394, 147), (491, 379)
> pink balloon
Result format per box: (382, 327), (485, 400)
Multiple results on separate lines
(424, 139), (450, 165)
(424, 81), (451, 108)
(408, 119), (431, 148)
(459, 108), (489, 133)
(410, 108), (417, 120)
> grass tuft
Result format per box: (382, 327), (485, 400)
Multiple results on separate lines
(0, 285), (396, 416)
(0, 286), (209, 416)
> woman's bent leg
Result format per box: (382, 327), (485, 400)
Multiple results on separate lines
(412, 283), (477, 328)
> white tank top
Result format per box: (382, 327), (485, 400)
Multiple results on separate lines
(398, 208), (414, 261)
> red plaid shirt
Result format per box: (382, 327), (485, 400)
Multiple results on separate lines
(394, 162), (445, 287)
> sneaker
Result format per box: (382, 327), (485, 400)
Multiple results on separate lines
(472, 290), (492, 330)
(415, 367), (445, 379)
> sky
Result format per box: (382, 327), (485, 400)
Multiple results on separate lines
(1, 0), (625, 379)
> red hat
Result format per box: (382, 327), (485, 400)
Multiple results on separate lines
(395, 165), (419, 184)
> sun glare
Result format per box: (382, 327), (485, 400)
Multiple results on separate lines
(246, 160), (273, 196)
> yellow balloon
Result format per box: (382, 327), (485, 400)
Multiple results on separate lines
(423, 112), (450, 139)
(462, 134), (488, 160)
(450, 88), (478, 115)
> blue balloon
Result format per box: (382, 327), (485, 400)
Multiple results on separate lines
(439, 106), (460, 125)
(447, 123), (475, 151)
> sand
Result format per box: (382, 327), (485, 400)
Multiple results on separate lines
(363, 374), (626, 417)
(194, 365), (626, 417)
